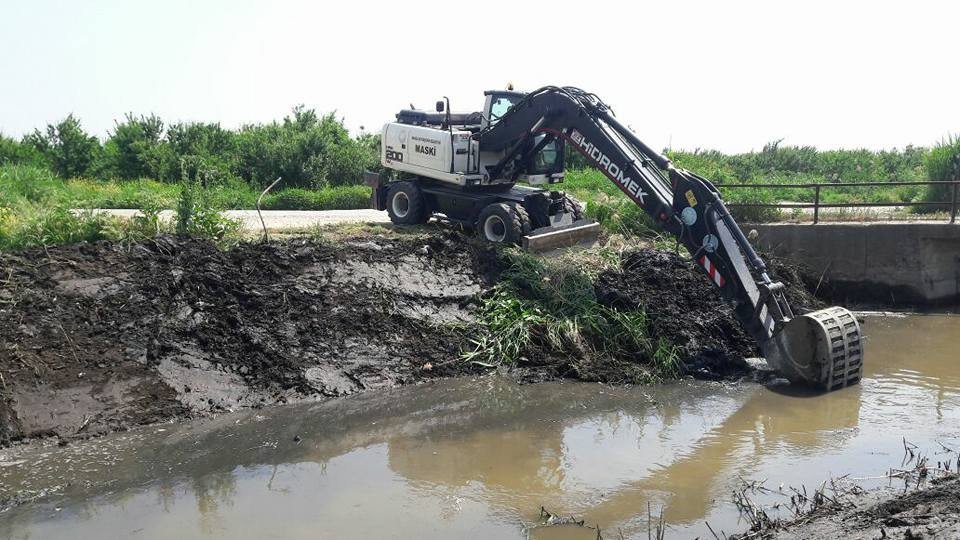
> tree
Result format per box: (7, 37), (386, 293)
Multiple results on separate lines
(104, 113), (166, 179)
(0, 134), (47, 167)
(23, 114), (100, 178)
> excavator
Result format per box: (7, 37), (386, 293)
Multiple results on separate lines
(364, 86), (863, 392)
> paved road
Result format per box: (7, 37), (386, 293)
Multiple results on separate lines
(82, 208), (391, 231)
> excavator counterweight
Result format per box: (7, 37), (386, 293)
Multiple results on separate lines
(370, 86), (864, 391)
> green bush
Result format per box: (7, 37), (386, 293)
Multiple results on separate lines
(174, 161), (242, 244)
(721, 186), (783, 222)
(162, 122), (238, 183)
(23, 114), (101, 178)
(234, 107), (378, 189)
(0, 134), (47, 168)
(920, 136), (960, 212)
(94, 113), (167, 180)
(261, 185), (370, 210)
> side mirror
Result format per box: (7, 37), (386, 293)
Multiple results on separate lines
(435, 101), (445, 113)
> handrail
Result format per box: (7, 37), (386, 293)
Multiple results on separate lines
(716, 179), (960, 224)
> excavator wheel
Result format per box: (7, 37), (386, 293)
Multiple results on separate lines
(386, 181), (429, 225)
(477, 202), (530, 245)
(762, 306), (864, 391)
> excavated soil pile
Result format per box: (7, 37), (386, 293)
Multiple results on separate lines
(0, 233), (499, 445)
(594, 249), (822, 379)
(0, 233), (821, 446)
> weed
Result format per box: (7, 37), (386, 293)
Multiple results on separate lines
(0, 207), (133, 251)
(174, 160), (242, 246)
(464, 248), (680, 382)
(917, 135), (960, 213)
(260, 185), (370, 211)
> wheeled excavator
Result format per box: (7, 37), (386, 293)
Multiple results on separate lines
(364, 86), (863, 392)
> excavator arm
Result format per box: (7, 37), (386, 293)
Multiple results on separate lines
(478, 87), (863, 391)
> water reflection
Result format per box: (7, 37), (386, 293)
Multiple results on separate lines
(0, 315), (957, 539)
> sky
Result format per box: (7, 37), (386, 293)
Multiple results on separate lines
(1, 0), (957, 153)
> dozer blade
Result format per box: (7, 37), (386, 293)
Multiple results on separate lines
(762, 306), (864, 391)
(522, 219), (602, 252)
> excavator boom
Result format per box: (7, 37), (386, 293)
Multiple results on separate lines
(478, 86), (863, 391)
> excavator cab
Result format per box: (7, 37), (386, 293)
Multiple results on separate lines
(482, 90), (566, 184)
(481, 90), (526, 129)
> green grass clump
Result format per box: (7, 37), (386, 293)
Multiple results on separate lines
(0, 206), (168, 251)
(0, 164), (370, 212)
(173, 163), (243, 246)
(0, 165), (169, 250)
(464, 248), (680, 382)
(918, 136), (960, 213)
(564, 169), (659, 234)
(260, 185), (370, 210)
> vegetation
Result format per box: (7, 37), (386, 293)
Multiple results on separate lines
(921, 136), (960, 212)
(0, 164), (369, 212)
(3, 107), (380, 190)
(565, 140), (935, 229)
(0, 164), (242, 252)
(0, 108), (378, 253)
(464, 248), (680, 382)
(0, 105), (953, 249)
(173, 163), (243, 242)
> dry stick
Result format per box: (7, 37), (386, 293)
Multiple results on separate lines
(657, 506), (665, 540)
(256, 177), (282, 243)
(647, 501), (652, 540)
(705, 521), (721, 540)
(936, 440), (955, 454)
(57, 323), (80, 365)
(813, 259), (832, 297)
(76, 413), (93, 433)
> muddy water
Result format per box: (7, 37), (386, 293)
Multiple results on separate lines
(1, 315), (958, 539)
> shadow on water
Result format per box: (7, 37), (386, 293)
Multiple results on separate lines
(0, 314), (957, 539)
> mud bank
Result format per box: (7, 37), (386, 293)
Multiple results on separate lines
(735, 475), (960, 539)
(0, 232), (815, 446)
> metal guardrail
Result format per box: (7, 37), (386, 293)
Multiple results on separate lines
(718, 180), (960, 224)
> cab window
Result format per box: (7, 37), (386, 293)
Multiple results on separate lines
(488, 96), (518, 125)
(534, 137), (560, 172)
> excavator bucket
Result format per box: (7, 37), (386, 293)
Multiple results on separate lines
(762, 306), (864, 391)
(521, 219), (602, 252)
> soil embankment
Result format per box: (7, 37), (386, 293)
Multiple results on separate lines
(734, 475), (960, 539)
(0, 232), (813, 446)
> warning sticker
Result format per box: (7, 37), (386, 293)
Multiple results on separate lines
(699, 255), (726, 287)
(685, 190), (698, 207)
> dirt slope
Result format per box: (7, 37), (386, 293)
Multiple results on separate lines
(0, 233), (499, 445)
(0, 232), (816, 446)
(735, 476), (960, 539)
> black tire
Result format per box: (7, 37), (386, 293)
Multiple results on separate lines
(476, 202), (529, 245)
(560, 194), (585, 221)
(386, 181), (428, 225)
(513, 203), (533, 235)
